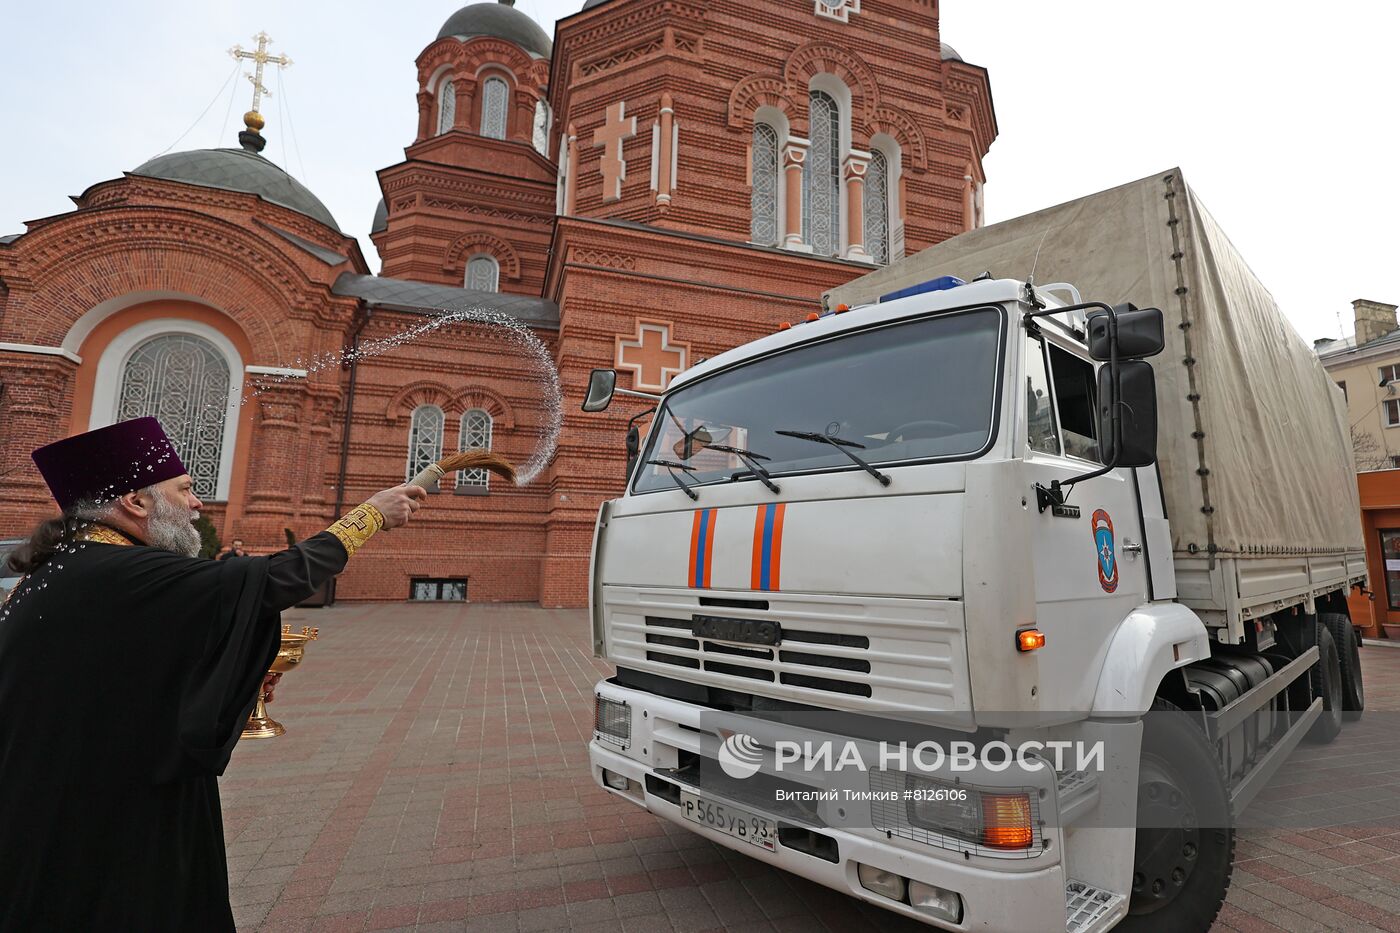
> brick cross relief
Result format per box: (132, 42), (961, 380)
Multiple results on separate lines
(592, 101), (636, 202)
(616, 321), (688, 393)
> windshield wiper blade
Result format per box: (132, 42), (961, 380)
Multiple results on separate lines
(775, 429), (891, 486)
(706, 444), (781, 494)
(645, 459), (699, 500)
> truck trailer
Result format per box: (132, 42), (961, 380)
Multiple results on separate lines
(581, 169), (1367, 932)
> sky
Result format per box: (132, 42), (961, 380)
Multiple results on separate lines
(2, 1), (1395, 344)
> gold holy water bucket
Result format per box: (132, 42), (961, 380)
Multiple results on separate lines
(242, 625), (318, 739)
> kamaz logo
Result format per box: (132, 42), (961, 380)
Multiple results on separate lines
(691, 614), (781, 646)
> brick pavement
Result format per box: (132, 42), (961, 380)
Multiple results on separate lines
(222, 604), (1400, 932)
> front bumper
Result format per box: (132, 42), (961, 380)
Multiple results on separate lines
(588, 681), (1130, 932)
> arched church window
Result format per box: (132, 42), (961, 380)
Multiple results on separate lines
(466, 254), (499, 292)
(481, 77), (509, 140)
(532, 99), (551, 157)
(456, 409), (494, 491)
(116, 333), (232, 500)
(406, 405), (445, 485)
(750, 123), (780, 246)
(803, 90), (840, 257)
(864, 149), (890, 265)
(437, 78), (457, 135)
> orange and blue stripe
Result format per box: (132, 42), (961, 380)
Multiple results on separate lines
(689, 508), (719, 588)
(750, 503), (786, 592)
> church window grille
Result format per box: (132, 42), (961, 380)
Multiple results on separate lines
(406, 405), (445, 486)
(437, 79), (456, 135)
(864, 149), (890, 264)
(532, 99), (551, 156)
(116, 333), (231, 500)
(456, 409), (494, 491)
(466, 254), (499, 292)
(481, 77), (508, 140)
(803, 90), (840, 257)
(751, 123), (780, 246)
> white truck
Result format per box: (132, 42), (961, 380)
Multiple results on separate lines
(580, 169), (1367, 932)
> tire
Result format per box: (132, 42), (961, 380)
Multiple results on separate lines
(1306, 622), (1343, 744)
(1321, 611), (1364, 721)
(1118, 698), (1235, 933)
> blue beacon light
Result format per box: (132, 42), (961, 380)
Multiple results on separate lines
(877, 275), (967, 303)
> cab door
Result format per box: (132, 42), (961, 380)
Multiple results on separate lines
(1020, 323), (1149, 712)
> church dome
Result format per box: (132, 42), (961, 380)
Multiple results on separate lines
(437, 1), (552, 58)
(940, 42), (963, 62)
(371, 197), (388, 235)
(581, 0), (610, 8)
(132, 145), (341, 233)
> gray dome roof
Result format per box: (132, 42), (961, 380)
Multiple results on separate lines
(132, 146), (340, 232)
(940, 42), (963, 62)
(582, 0), (610, 8)
(371, 197), (388, 235)
(437, 2), (552, 58)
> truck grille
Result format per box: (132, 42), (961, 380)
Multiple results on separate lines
(643, 616), (872, 697)
(604, 589), (971, 713)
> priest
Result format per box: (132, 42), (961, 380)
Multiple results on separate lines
(0, 417), (427, 932)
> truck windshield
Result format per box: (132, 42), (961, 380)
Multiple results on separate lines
(633, 307), (1003, 493)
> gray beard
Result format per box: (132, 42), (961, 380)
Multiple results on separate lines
(146, 493), (202, 557)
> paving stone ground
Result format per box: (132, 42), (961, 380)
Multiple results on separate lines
(222, 604), (1400, 932)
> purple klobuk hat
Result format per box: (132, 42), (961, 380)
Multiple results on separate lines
(32, 417), (189, 512)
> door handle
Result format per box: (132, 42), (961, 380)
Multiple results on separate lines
(1122, 540), (1143, 560)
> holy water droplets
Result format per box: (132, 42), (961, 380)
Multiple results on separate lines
(229, 304), (562, 485)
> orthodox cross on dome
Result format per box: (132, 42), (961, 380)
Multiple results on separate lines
(616, 320), (688, 393)
(229, 31), (292, 116)
(592, 101), (637, 202)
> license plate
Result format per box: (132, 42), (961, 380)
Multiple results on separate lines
(679, 791), (775, 851)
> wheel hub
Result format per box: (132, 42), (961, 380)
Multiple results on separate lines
(1129, 761), (1201, 915)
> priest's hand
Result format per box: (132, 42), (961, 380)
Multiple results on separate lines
(367, 484), (428, 529)
(262, 672), (283, 703)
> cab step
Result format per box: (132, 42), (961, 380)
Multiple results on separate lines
(1065, 880), (1126, 933)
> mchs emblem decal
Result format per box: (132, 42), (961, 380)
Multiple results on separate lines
(1092, 509), (1118, 593)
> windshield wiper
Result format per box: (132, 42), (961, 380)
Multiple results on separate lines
(706, 444), (781, 495)
(645, 459), (699, 500)
(775, 429), (891, 486)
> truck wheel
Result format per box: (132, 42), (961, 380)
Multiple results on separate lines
(1321, 612), (1363, 721)
(1306, 622), (1343, 744)
(1119, 698), (1234, 933)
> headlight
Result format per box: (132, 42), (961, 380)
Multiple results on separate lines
(904, 775), (1035, 851)
(594, 695), (630, 748)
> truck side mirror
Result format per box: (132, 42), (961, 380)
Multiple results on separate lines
(1097, 360), (1158, 467)
(1086, 305), (1165, 361)
(582, 368), (618, 412)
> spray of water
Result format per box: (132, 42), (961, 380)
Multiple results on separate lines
(238, 304), (563, 485)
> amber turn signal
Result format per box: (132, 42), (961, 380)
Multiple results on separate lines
(835, 303), (851, 313)
(805, 312), (821, 322)
(1015, 628), (1045, 652)
(980, 793), (1034, 849)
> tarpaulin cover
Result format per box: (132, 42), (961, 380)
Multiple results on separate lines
(826, 169), (1363, 558)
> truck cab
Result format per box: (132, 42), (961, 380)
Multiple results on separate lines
(582, 276), (1358, 932)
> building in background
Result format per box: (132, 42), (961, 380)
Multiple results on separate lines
(0, 0), (995, 606)
(1318, 299), (1400, 637)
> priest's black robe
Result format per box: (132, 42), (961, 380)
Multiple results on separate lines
(0, 531), (349, 932)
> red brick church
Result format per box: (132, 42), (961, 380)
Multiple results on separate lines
(0, 0), (995, 606)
